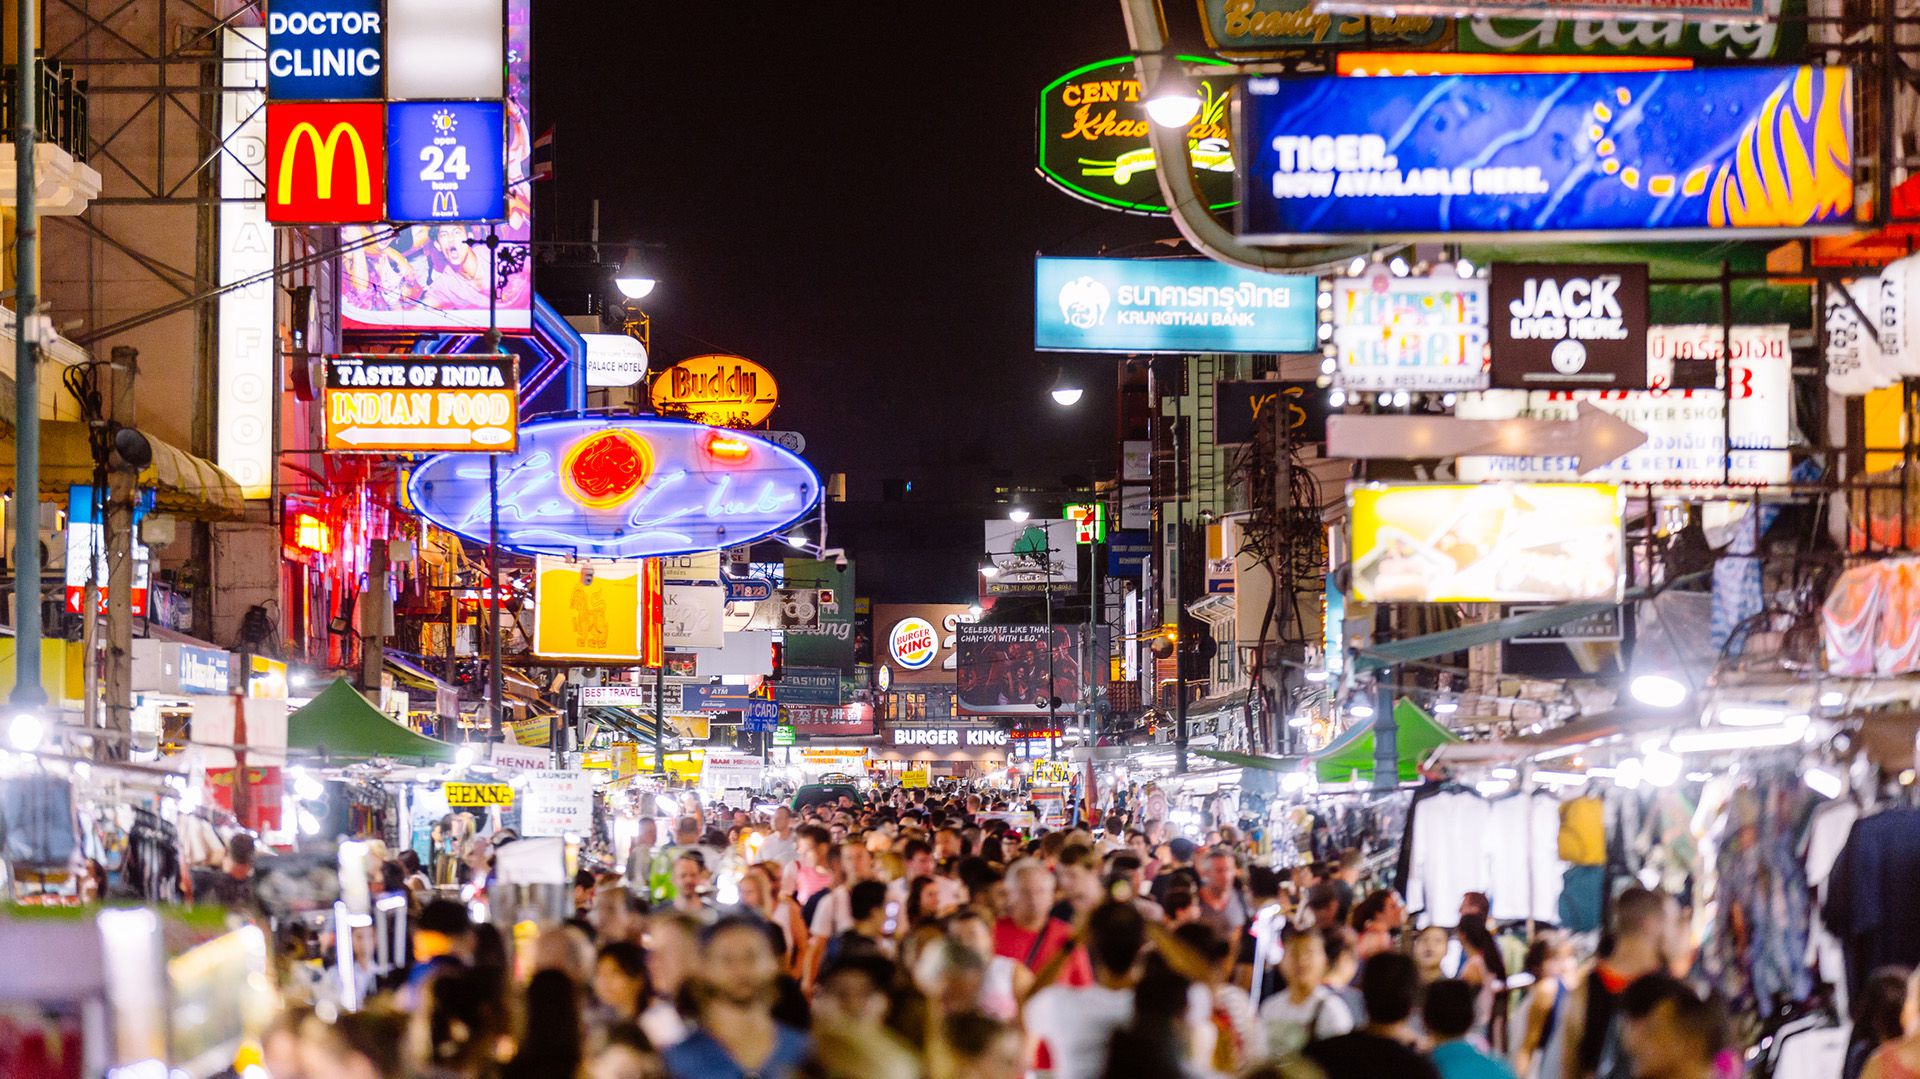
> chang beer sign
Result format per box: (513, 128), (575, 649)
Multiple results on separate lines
(1458, 0), (1802, 58)
(1038, 56), (1236, 215)
(1199, 0), (1447, 54)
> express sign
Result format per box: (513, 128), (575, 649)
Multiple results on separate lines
(266, 102), (385, 223)
(267, 0), (384, 101)
(324, 353), (518, 452)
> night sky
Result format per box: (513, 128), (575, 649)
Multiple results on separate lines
(533, 1), (1173, 499)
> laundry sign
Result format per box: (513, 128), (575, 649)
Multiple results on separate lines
(1490, 263), (1648, 390)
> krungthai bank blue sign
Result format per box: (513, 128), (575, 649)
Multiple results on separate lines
(267, 0), (384, 101)
(1035, 257), (1316, 354)
(1238, 65), (1854, 243)
(408, 417), (820, 560)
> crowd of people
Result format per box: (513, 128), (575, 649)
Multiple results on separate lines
(245, 785), (1771, 1079)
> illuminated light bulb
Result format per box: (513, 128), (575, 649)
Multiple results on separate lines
(1328, 389), (1346, 408)
(1144, 73), (1202, 128)
(1008, 506), (1031, 524)
(1630, 674), (1687, 708)
(7, 713), (43, 753)
(1389, 257), (1410, 276)
(703, 431), (754, 462)
(1348, 257), (1366, 276)
(1349, 702), (1375, 719)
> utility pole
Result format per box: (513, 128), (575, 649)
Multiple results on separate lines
(1173, 363), (1189, 775)
(360, 536), (390, 692)
(103, 347), (138, 754)
(11, 0), (43, 711)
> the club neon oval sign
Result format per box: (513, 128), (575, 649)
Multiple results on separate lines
(408, 417), (820, 560)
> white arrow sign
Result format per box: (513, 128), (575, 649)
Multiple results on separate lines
(1327, 400), (1647, 474)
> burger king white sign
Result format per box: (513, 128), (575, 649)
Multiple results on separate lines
(889, 617), (939, 670)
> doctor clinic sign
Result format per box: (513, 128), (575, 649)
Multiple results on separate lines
(1490, 263), (1648, 390)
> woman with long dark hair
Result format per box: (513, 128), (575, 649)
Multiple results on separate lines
(503, 969), (584, 1079)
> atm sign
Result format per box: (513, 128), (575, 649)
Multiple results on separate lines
(266, 102), (386, 224)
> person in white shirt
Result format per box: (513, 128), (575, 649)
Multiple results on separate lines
(1022, 901), (1214, 1079)
(1258, 926), (1356, 1059)
(757, 806), (799, 868)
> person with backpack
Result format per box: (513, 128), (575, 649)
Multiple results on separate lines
(1259, 925), (1356, 1058)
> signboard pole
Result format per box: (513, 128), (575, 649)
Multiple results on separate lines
(1372, 680), (1397, 790)
(486, 233), (504, 741)
(1174, 378), (1189, 775)
(654, 660), (666, 776)
(10, 0), (42, 712)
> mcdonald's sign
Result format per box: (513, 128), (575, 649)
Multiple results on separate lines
(266, 102), (385, 223)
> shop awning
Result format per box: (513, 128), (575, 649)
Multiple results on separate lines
(288, 678), (458, 764)
(0, 420), (243, 519)
(1193, 699), (1459, 783)
(1310, 699), (1459, 784)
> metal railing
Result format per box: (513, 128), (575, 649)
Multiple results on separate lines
(0, 59), (88, 162)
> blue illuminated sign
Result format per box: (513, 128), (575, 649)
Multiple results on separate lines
(408, 417), (820, 560)
(267, 0), (384, 101)
(683, 685), (753, 714)
(386, 100), (508, 223)
(1035, 256), (1317, 354)
(744, 700), (780, 732)
(1238, 65), (1855, 242)
(724, 576), (775, 604)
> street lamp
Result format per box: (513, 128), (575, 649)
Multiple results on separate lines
(979, 562), (999, 578)
(1049, 368), (1084, 407)
(1008, 505), (1031, 524)
(614, 250), (657, 300)
(1144, 69), (1201, 128)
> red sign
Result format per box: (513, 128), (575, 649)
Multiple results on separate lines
(266, 102), (385, 224)
(787, 703), (875, 736)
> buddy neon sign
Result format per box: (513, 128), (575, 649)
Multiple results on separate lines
(408, 417), (820, 560)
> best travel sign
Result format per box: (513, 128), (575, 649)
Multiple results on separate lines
(1034, 256), (1316, 354)
(1237, 65), (1853, 242)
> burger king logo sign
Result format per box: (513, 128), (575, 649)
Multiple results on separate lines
(889, 617), (939, 670)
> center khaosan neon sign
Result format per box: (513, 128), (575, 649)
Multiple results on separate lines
(407, 417), (819, 560)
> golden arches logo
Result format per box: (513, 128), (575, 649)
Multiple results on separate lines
(277, 121), (373, 206)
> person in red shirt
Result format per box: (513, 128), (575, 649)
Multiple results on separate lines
(993, 857), (1092, 987)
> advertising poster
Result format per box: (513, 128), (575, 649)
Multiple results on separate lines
(782, 558), (856, 673)
(1350, 483), (1624, 603)
(1324, 0), (1768, 21)
(775, 667), (842, 706)
(874, 604), (978, 683)
(662, 582), (724, 649)
(532, 557), (657, 662)
(1332, 270), (1490, 391)
(984, 520), (1081, 596)
(1457, 0), (1802, 59)
(1035, 257), (1317, 354)
(1489, 264), (1648, 389)
(649, 355), (779, 427)
(1198, 0), (1445, 52)
(339, 0), (532, 331)
(787, 704), (876, 737)
(956, 624), (1086, 716)
(702, 754), (766, 800)
(1037, 56), (1237, 215)
(1239, 66), (1853, 242)
(1456, 323), (1792, 485)
(1215, 380), (1329, 444)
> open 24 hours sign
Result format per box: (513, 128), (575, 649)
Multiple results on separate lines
(324, 353), (518, 453)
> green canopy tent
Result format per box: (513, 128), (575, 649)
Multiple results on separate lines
(287, 678), (459, 764)
(1196, 699), (1459, 784)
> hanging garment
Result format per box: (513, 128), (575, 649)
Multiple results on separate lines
(1488, 790), (1566, 925)
(1804, 798), (1861, 1014)
(1558, 795), (1606, 866)
(1824, 806), (1920, 1002)
(1405, 788), (1490, 927)
(1559, 864), (1605, 934)
(1700, 779), (1814, 1016)
(0, 775), (77, 870)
